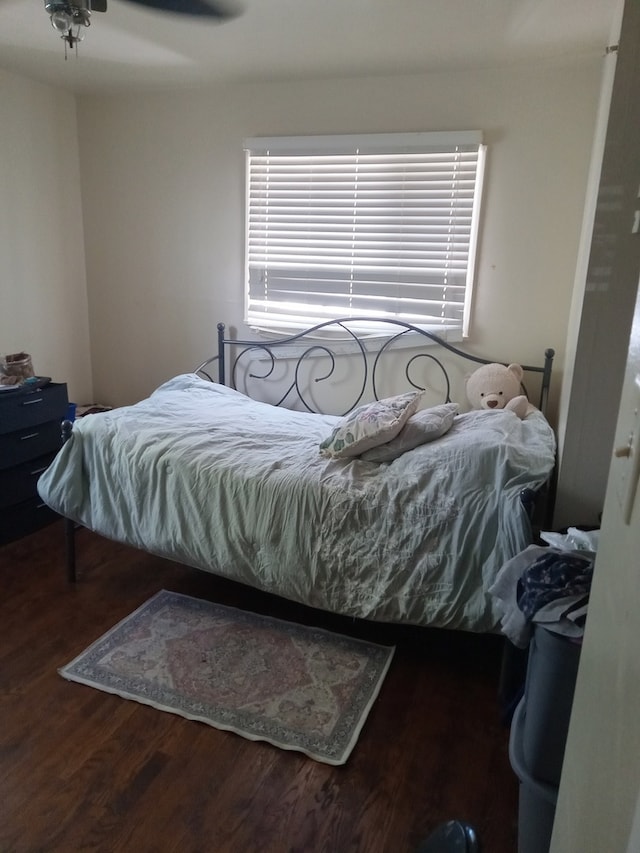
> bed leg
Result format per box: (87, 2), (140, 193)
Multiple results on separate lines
(65, 517), (77, 583)
(498, 639), (528, 725)
(60, 418), (78, 583)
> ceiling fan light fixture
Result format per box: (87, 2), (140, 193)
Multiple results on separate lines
(44, 0), (93, 58)
(43, 0), (240, 61)
(49, 8), (73, 31)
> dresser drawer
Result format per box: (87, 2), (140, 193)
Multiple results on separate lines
(0, 451), (58, 509)
(0, 383), (68, 435)
(0, 421), (62, 470)
(0, 495), (60, 544)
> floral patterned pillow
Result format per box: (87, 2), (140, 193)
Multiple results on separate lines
(319, 390), (424, 458)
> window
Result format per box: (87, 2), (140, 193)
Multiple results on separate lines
(244, 131), (486, 337)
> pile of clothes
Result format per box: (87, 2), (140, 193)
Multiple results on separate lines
(490, 528), (598, 648)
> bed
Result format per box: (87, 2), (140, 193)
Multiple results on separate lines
(37, 319), (556, 634)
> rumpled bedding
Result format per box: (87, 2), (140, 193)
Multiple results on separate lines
(38, 373), (556, 632)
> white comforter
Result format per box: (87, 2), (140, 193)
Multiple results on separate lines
(38, 374), (556, 632)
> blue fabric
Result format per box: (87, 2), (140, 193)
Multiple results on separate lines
(516, 551), (593, 620)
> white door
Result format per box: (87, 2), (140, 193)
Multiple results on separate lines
(551, 1), (640, 844)
(551, 274), (640, 851)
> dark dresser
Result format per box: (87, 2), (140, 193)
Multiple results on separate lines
(0, 382), (68, 545)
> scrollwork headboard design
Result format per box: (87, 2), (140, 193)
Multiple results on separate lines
(195, 318), (554, 417)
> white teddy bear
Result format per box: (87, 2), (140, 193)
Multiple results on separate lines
(465, 362), (534, 420)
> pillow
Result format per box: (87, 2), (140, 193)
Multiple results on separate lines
(319, 390), (424, 458)
(360, 402), (459, 463)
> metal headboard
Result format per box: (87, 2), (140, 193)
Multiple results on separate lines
(195, 318), (555, 417)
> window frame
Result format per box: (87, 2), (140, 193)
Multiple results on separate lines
(243, 131), (486, 339)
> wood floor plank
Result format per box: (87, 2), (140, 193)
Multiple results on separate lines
(0, 522), (519, 852)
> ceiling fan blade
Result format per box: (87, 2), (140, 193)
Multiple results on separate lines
(122, 0), (239, 18)
(90, 0), (107, 11)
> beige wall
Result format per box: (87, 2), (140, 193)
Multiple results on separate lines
(0, 70), (92, 405)
(76, 59), (602, 409)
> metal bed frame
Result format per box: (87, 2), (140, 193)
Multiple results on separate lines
(63, 317), (555, 583)
(194, 318), (555, 416)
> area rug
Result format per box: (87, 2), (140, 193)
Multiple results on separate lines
(59, 590), (395, 765)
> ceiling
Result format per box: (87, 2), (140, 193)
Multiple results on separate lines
(0, 0), (620, 95)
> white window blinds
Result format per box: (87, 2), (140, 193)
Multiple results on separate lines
(244, 131), (486, 336)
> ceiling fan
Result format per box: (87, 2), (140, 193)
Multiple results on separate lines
(44, 0), (240, 58)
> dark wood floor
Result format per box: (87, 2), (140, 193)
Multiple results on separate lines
(0, 522), (519, 853)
